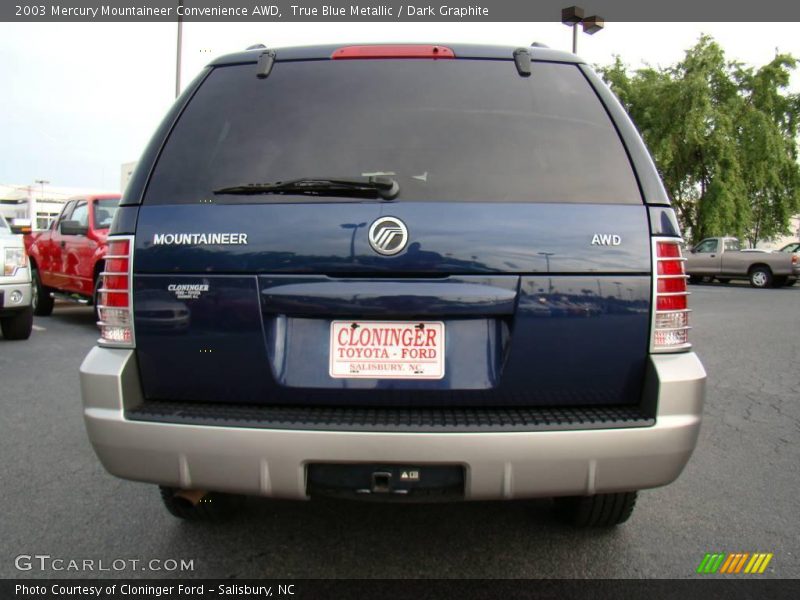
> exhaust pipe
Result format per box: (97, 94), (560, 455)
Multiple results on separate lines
(173, 489), (208, 506)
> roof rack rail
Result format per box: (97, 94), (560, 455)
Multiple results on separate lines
(246, 43), (266, 50)
(530, 42), (550, 48)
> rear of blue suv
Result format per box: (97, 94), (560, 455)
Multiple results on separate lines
(80, 44), (706, 526)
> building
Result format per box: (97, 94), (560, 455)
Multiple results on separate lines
(763, 215), (800, 250)
(0, 183), (118, 231)
(121, 161), (138, 194)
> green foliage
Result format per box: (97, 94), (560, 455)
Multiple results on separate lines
(599, 36), (800, 245)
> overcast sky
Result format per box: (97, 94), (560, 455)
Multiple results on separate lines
(0, 21), (798, 191)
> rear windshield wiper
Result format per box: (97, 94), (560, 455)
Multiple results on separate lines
(213, 176), (399, 200)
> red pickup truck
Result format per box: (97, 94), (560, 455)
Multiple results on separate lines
(27, 194), (121, 317)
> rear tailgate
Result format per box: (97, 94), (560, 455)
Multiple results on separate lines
(133, 201), (651, 406)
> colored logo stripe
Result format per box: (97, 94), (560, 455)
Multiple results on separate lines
(697, 553), (725, 574)
(745, 553), (773, 574)
(719, 553), (749, 573)
(697, 553), (773, 574)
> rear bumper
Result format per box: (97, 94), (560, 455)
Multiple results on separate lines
(80, 349), (705, 500)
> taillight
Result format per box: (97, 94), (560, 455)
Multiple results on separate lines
(652, 238), (690, 351)
(331, 45), (456, 60)
(97, 236), (134, 347)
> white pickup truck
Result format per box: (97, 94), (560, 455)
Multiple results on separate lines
(0, 215), (33, 339)
(685, 236), (799, 288)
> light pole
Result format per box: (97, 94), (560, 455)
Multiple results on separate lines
(175, 1), (184, 98)
(341, 222), (367, 260)
(33, 179), (49, 230)
(538, 251), (555, 294)
(561, 6), (605, 54)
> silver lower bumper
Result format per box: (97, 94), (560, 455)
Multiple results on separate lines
(80, 348), (705, 500)
(0, 281), (33, 309)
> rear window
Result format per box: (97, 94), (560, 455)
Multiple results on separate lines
(93, 198), (119, 229)
(724, 239), (741, 251)
(145, 59), (641, 205)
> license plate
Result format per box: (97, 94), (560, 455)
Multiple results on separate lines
(329, 320), (445, 379)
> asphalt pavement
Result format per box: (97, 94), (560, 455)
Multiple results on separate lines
(1, 283), (798, 579)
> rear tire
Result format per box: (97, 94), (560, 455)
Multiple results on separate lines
(159, 486), (243, 521)
(93, 275), (101, 322)
(32, 268), (55, 316)
(688, 275), (702, 284)
(553, 491), (638, 527)
(749, 266), (773, 288)
(0, 307), (33, 340)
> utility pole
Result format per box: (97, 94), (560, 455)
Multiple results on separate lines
(175, 1), (184, 98)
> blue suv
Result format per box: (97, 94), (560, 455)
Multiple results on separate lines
(80, 43), (706, 526)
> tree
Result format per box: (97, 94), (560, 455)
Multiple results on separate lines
(600, 36), (800, 246)
(735, 55), (800, 246)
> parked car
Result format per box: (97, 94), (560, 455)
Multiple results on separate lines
(778, 243), (800, 285)
(685, 236), (799, 288)
(26, 194), (121, 317)
(80, 43), (706, 527)
(0, 214), (33, 339)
